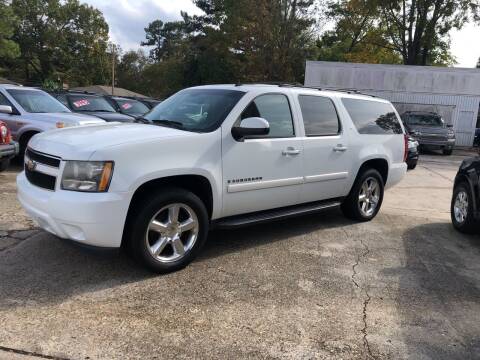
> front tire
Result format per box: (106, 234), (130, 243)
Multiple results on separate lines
(407, 161), (417, 170)
(451, 182), (476, 234)
(126, 188), (209, 273)
(0, 159), (9, 172)
(341, 168), (384, 222)
(443, 148), (453, 156)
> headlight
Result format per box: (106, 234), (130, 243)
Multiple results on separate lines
(61, 161), (114, 192)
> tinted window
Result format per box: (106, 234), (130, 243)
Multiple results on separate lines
(7, 89), (69, 113)
(145, 89), (245, 132)
(68, 95), (116, 112)
(241, 94), (294, 138)
(115, 99), (149, 115)
(405, 114), (443, 127)
(342, 98), (403, 134)
(299, 95), (340, 136)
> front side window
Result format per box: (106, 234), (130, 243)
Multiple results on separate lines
(144, 89), (246, 132)
(241, 94), (294, 138)
(342, 98), (403, 135)
(0, 92), (11, 107)
(115, 99), (149, 115)
(7, 89), (69, 113)
(68, 95), (116, 112)
(299, 95), (340, 136)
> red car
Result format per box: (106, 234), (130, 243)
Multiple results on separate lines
(0, 121), (19, 172)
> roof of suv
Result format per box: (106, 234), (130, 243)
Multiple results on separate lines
(0, 84), (42, 91)
(189, 84), (391, 103)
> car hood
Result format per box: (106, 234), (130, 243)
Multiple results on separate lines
(30, 112), (104, 125)
(29, 122), (194, 159)
(76, 111), (134, 122)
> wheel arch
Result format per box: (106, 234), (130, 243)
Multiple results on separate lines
(356, 158), (389, 186)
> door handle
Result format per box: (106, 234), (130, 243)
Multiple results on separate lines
(282, 147), (301, 156)
(333, 145), (348, 152)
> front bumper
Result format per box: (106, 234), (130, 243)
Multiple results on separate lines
(418, 138), (455, 149)
(17, 172), (132, 248)
(0, 141), (19, 159)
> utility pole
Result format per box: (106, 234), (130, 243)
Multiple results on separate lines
(111, 44), (116, 95)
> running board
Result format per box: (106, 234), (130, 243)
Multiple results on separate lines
(212, 199), (342, 229)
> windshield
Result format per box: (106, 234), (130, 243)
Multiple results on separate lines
(68, 95), (116, 112)
(115, 99), (149, 115)
(7, 89), (70, 113)
(406, 114), (444, 127)
(144, 89), (246, 132)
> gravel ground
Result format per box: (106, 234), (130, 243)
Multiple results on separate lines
(0, 151), (479, 360)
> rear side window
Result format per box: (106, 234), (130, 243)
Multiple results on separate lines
(299, 95), (340, 136)
(342, 98), (403, 135)
(241, 94), (294, 138)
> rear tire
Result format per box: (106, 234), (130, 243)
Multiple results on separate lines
(451, 182), (476, 234)
(341, 168), (384, 222)
(126, 188), (209, 273)
(407, 161), (417, 170)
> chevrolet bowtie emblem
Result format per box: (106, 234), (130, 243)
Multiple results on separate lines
(26, 159), (37, 171)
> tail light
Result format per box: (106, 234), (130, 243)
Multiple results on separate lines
(403, 134), (408, 162)
(0, 123), (10, 144)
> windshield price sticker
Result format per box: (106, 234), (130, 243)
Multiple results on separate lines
(73, 99), (90, 108)
(121, 103), (133, 110)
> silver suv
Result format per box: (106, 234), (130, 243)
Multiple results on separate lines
(0, 85), (104, 157)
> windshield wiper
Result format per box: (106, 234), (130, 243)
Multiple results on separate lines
(151, 119), (185, 129)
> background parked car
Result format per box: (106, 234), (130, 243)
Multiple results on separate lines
(407, 136), (419, 170)
(104, 95), (150, 119)
(401, 111), (455, 155)
(0, 120), (18, 171)
(124, 96), (162, 110)
(0, 85), (104, 157)
(451, 157), (480, 233)
(50, 91), (134, 123)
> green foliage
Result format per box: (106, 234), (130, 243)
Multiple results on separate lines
(9, 0), (110, 85)
(0, 0), (20, 69)
(41, 78), (62, 91)
(318, 0), (479, 66)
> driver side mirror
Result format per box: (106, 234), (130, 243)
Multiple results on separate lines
(0, 105), (12, 114)
(231, 117), (270, 141)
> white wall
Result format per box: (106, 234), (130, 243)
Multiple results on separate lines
(305, 61), (480, 146)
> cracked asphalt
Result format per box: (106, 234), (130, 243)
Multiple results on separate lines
(1, 152), (480, 360)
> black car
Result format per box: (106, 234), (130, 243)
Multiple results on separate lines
(51, 91), (134, 122)
(451, 157), (480, 233)
(401, 111), (455, 155)
(104, 96), (150, 119)
(406, 136), (419, 170)
(474, 128), (480, 147)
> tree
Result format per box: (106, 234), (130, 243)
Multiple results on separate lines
(0, 1), (20, 62)
(11, 0), (110, 85)
(316, 0), (402, 64)
(378, 0), (478, 65)
(116, 50), (150, 95)
(141, 19), (186, 62)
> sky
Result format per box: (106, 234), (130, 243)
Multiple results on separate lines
(84, 0), (480, 68)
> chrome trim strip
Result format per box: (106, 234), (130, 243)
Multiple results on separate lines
(304, 172), (348, 183)
(227, 176), (303, 193)
(24, 155), (60, 177)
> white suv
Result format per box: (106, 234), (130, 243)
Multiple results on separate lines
(17, 85), (407, 272)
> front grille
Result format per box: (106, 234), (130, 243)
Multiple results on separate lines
(26, 148), (60, 168)
(25, 167), (56, 190)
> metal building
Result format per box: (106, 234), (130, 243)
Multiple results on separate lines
(305, 61), (480, 146)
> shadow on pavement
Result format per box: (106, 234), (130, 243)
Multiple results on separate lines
(0, 208), (353, 309)
(387, 222), (480, 359)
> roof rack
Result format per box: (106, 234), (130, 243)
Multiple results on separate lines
(233, 82), (377, 98)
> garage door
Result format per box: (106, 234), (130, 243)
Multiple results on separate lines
(456, 111), (475, 146)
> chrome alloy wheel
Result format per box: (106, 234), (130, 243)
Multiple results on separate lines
(453, 191), (468, 224)
(145, 203), (199, 263)
(358, 177), (380, 217)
